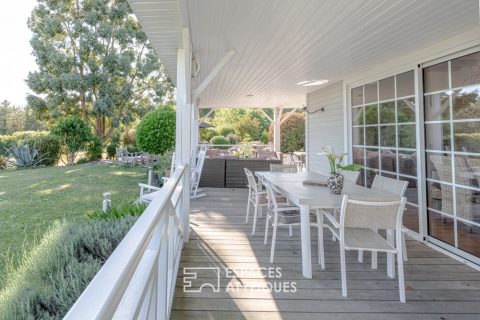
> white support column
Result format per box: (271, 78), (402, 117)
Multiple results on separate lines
(273, 107), (283, 152)
(176, 28), (193, 243)
(191, 103), (199, 165)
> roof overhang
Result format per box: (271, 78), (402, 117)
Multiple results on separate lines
(129, 0), (480, 108)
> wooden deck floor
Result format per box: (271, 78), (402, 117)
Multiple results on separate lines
(172, 188), (480, 320)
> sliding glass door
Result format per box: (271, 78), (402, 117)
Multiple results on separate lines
(423, 51), (480, 260)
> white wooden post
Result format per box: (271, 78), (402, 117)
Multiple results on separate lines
(176, 28), (192, 243)
(191, 104), (199, 165)
(273, 107), (283, 152)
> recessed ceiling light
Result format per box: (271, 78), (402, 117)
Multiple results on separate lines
(246, 94), (254, 97)
(297, 79), (329, 87)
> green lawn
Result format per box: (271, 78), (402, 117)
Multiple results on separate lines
(0, 163), (146, 284)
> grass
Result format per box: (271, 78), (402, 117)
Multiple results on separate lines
(0, 163), (146, 286)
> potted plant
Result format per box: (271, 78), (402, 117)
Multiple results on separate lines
(318, 146), (362, 194)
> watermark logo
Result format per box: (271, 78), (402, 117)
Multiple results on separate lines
(182, 267), (296, 293)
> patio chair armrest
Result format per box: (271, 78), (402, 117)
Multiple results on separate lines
(320, 209), (340, 229)
(138, 183), (161, 191)
(275, 206), (300, 212)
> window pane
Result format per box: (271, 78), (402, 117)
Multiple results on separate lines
(364, 104), (378, 125)
(396, 70), (414, 97)
(351, 87), (363, 106)
(424, 92), (450, 121)
(453, 121), (480, 152)
(399, 150), (417, 177)
(424, 62), (449, 93)
(380, 125), (396, 147)
(365, 148), (379, 170)
(451, 51), (480, 88)
(364, 82), (378, 104)
(398, 98), (415, 123)
(455, 154), (480, 189)
(404, 204), (419, 232)
(366, 169), (377, 188)
(379, 76), (395, 101)
(379, 101), (395, 124)
(365, 126), (378, 146)
(428, 210), (455, 246)
(427, 181), (454, 215)
(381, 171), (397, 179)
(457, 221), (480, 257)
(381, 149), (396, 173)
(455, 186), (479, 223)
(352, 107), (364, 125)
(398, 124), (416, 149)
(353, 147), (365, 166)
(427, 153), (453, 183)
(400, 176), (419, 204)
(425, 123), (451, 151)
(352, 127), (364, 146)
(452, 86), (480, 120)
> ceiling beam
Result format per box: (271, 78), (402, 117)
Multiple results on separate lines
(193, 50), (236, 101)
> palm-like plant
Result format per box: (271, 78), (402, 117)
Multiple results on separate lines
(3, 143), (47, 168)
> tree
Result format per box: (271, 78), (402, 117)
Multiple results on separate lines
(269, 113), (305, 152)
(136, 106), (175, 155)
(27, 0), (174, 141)
(52, 116), (93, 164)
(0, 100), (45, 135)
(235, 117), (261, 141)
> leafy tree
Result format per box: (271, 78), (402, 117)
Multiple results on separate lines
(269, 113), (305, 152)
(52, 116), (93, 164)
(136, 106), (175, 154)
(27, 0), (174, 140)
(0, 100), (45, 135)
(235, 117), (261, 141)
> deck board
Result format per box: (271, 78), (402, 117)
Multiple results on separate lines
(172, 188), (480, 320)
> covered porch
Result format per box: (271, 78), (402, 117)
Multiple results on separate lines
(65, 0), (480, 319)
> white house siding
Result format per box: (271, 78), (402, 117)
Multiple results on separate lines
(306, 81), (345, 174)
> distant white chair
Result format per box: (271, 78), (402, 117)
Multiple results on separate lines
(320, 195), (407, 302)
(244, 168), (287, 235)
(264, 181), (322, 264)
(270, 164), (297, 173)
(138, 152), (176, 204)
(190, 149), (206, 198)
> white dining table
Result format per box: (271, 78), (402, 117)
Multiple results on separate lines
(255, 171), (393, 279)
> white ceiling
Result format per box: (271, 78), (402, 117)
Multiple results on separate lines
(129, 0), (480, 108)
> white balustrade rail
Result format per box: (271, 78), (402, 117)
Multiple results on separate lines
(65, 165), (187, 320)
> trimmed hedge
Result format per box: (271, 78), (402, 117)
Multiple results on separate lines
(0, 217), (136, 319)
(136, 106), (176, 155)
(0, 132), (61, 166)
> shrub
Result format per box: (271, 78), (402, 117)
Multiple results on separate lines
(200, 128), (217, 142)
(218, 126), (235, 136)
(210, 135), (230, 145)
(0, 131), (49, 157)
(0, 156), (6, 169)
(136, 106), (176, 155)
(0, 217), (136, 319)
(227, 133), (240, 144)
(268, 113), (305, 152)
(86, 136), (103, 161)
(260, 130), (269, 144)
(52, 116), (93, 165)
(106, 143), (118, 159)
(235, 117), (261, 141)
(24, 134), (61, 166)
(121, 128), (136, 146)
(3, 143), (46, 168)
(76, 158), (90, 164)
(88, 203), (146, 220)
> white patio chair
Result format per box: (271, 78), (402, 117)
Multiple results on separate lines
(369, 175), (409, 265)
(321, 195), (407, 302)
(342, 170), (360, 183)
(244, 168), (287, 235)
(270, 164), (297, 173)
(263, 181), (322, 264)
(190, 149), (206, 198)
(138, 152), (176, 204)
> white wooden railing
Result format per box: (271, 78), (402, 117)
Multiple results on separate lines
(65, 165), (187, 320)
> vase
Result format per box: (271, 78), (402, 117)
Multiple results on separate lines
(327, 173), (344, 194)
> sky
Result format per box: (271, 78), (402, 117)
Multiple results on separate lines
(0, 0), (38, 107)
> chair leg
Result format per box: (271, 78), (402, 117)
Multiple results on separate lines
(245, 198), (251, 224)
(332, 209), (338, 242)
(358, 250), (363, 263)
(264, 214), (270, 245)
(398, 252), (406, 303)
(317, 213), (325, 269)
(289, 225), (293, 237)
(371, 228), (378, 269)
(340, 243), (347, 297)
(402, 231), (408, 262)
(270, 215), (278, 263)
(252, 204), (258, 235)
